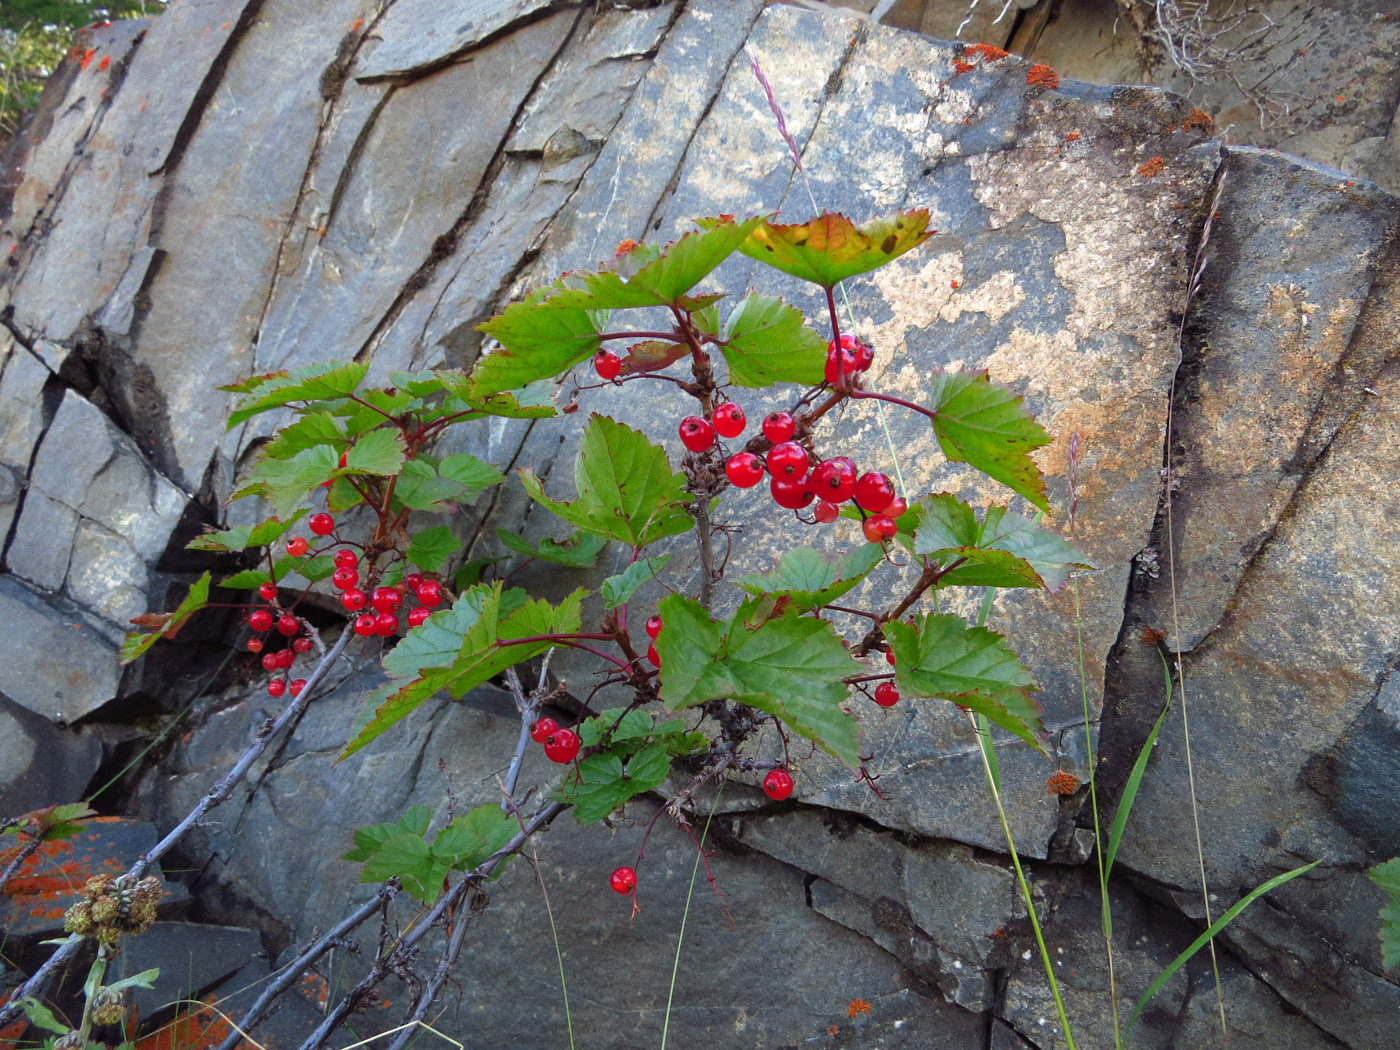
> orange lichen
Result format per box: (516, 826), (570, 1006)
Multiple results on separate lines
(1046, 770), (1082, 795)
(950, 280), (959, 290)
(965, 43), (1010, 61)
(1064, 131), (1080, 142)
(80, 48), (96, 70)
(299, 973), (330, 1009)
(847, 999), (872, 1020)
(827, 1025), (840, 1036)
(133, 999), (236, 1050)
(1026, 64), (1059, 89)
(614, 238), (639, 256)
(952, 59), (976, 75)
(351, 17), (365, 31)
(1141, 625), (1167, 646)
(1136, 156), (1166, 178)
(1181, 108), (1213, 132)
(98, 55), (111, 72)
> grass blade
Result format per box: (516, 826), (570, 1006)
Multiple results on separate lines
(1103, 652), (1174, 879)
(1125, 859), (1320, 1036)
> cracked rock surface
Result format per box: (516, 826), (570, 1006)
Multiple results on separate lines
(1, 2), (1397, 1048)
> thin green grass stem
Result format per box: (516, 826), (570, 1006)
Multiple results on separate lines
(1074, 580), (1121, 1047)
(531, 841), (575, 1050)
(968, 714), (1077, 1050)
(660, 785), (723, 1050)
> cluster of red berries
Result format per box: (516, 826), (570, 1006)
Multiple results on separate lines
(284, 513), (448, 640)
(644, 613), (662, 668)
(530, 717), (581, 764)
(245, 590), (313, 699)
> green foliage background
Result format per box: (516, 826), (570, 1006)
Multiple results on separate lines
(0, 1), (165, 136)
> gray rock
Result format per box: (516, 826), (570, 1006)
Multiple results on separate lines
(355, 0), (560, 81)
(120, 921), (263, 1021)
(9, 390), (186, 628)
(1136, 147), (1400, 650)
(0, 694), (101, 817)
(1317, 670), (1400, 856)
(0, 573), (120, 723)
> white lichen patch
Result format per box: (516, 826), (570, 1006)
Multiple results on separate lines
(933, 88), (976, 127)
(940, 270), (1025, 325)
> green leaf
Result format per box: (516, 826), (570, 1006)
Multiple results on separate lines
(519, 414), (694, 547)
(554, 742), (672, 825)
(406, 526), (461, 574)
(715, 292), (828, 387)
(392, 459), (464, 512)
(433, 803), (516, 875)
(344, 429), (407, 476)
(433, 374), (558, 419)
(227, 362), (369, 428)
(713, 209), (933, 288)
(543, 216), (764, 310)
(119, 572), (212, 665)
(186, 512), (307, 553)
(339, 584), (584, 760)
(358, 832), (445, 901)
(439, 453), (506, 496)
(455, 557), (499, 589)
(601, 555), (671, 608)
(1371, 857), (1400, 971)
(1127, 861), (1322, 1036)
(219, 568), (272, 590)
(884, 614), (1045, 754)
(654, 594), (863, 767)
(262, 412), (347, 460)
(926, 369), (1052, 512)
(18, 997), (71, 1035)
(496, 528), (608, 568)
(471, 282), (605, 397)
(244, 444), (339, 517)
(913, 494), (1091, 590)
(731, 544), (885, 611)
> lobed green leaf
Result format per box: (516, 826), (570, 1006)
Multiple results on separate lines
(884, 613), (1045, 753)
(718, 292), (827, 387)
(120, 572), (212, 665)
(926, 370), (1052, 512)
(601, 555), (671, 609)
(654, 594), (863, 767)
(731, 544), (884, 611)
(713, 209), (933, 288)
(226, 362), (369, 428)
(519, 414), (693, 548)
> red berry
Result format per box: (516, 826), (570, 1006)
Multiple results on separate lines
(646, 641), (660, 667)
(249, 609), (273, 632)
(416, 580), (443, 608)
(886, 648), (896, 667)
(353, 614), (377, 637)
(679, 416), (716, 452)
(763, 769), (794, 800)
(766, 442), (809, 480)
(854, 472), (896, 512)
(341, 588), (367, 612)
(293, 637), (313, 653)
(247, 638), (263, 653)
(873, 682), (900, 707)
(331, 567), (358, 591)
(824, 345), (858, 385)
(405, 573), (423, 590)
(276, 647), (295, 670)
(762, 411), (795, 444)
(334, 549), (358, 570)
(862, 514), (897, 543)
(770, 477), (814, 510)
(371, 587), (402, 614)
(308, 512), (335, 536)
(594, 350), (621, 381)
(851, 340), (874, 372)
(257, 582), (277, 602)
(543, 729), (581, 764)
(725, 452), (765, 488)
(610, 866), (638, 894)
(276, 614), (300, 636)
(289, 679), (307, 697)
(531, 717), (559, 743)
(374, 612), (399, 636)
(645, 614), (663, 639)
(267, 679), (286, 698)
(713, 402), (746, 438)
(810, 456), (858, 502)
(286, 536), (308, 557)
(813, 500), (840, 523)
(261, 652), (279, 672)
(407, 607), (430, 628)
(885, 496), (908, 519)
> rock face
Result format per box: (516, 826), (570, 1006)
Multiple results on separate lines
(2, 3), (1398, 1049)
